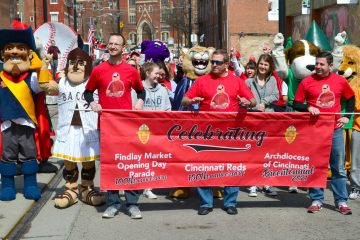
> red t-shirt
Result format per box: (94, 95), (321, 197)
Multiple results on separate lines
(86, 61), (143, 110)
(294, 72), (354, 128)
(185, 73), (254, 112)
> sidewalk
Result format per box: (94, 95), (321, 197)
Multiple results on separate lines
(0, 104), (62, 239)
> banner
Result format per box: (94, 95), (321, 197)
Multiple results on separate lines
(100, 111), (335, 190)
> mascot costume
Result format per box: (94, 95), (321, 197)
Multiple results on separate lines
(170, 46), (223, 199)
(338, 44), (360, 197)
(141, 40), (170, 63)
(43, 41), (105, 208)
(0, 27), (54, 201)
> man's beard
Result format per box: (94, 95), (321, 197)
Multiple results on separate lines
(11, 64), (21, 77)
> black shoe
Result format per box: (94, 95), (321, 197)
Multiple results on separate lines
(198, 207), (213, 215)
(223, 206), (238, 215)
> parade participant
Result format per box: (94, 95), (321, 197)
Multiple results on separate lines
(50, 45), (106, 208)
(293, 51), (355, 215)
(47, 40), (61, 80)
(139, 62), (171, 199)
(170, 45), (218, 199)
(181, 49), (255, 215)
(84, 33), (145, 219)
(156, 61), (177, 104)
(0, 27), (47, 201)
(245, 54), (279, 197)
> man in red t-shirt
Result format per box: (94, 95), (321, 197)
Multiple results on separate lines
(84, 33), (145, 219)
(293, 51), (355, 215)
(182, 49), (255, 216)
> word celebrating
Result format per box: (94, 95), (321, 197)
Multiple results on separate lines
(167, 124), (266, 146)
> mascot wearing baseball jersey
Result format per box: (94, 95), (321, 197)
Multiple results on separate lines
(0, 27), (48, 201)
(50, 46), (105, 208)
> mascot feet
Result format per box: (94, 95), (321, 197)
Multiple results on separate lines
(54, 182), (79, 209)
(21, 160), (41, 200)
(0, 162), (17, 201)
(80, 185), (105, 206)
(213, 188), (223, 199)
(169, 188), (190, 199)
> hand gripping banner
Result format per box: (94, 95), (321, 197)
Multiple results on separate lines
(100, 111), (335, 190)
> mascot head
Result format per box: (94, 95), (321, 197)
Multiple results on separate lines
(285, 40), (321, 80)
(181, 46), (215, 79)
(338, 45), (360, 89)
(65, 48), (92, 84)
(141, 40), (170, 62)
(0, 27), (36, 77)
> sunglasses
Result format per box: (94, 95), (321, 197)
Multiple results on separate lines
(130, 64), (137, 68)
(211, 60), (225, 66)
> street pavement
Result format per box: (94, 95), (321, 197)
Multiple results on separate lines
(1, 104), (360, 240)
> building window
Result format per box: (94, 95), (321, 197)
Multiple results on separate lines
(129, 0), (136, 7)
(129, 32), (137, 45)
(50, 12), (59, 22)
(161, 0), (169, 5)
(139, 6), (143, 13)
(149, 5), (153, 12)
(129, 13), (136, 23)
(161, 31), (170, 43)
(50, 0), (58, 4)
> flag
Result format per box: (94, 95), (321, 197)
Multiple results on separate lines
(88, 25), (95, 47)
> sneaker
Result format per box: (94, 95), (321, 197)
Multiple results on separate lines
(307, 202), (322, 213)
(223, 206), (238, 215)
(349, 188), (359, 200)
(128, 206), (142, 219)
(102, 204), (120, 218)
(198, 207), (213, 215)
(336, 203), (352, 215)
(143, 189), (157, 199)
(248, 186), (258, 197)
(288, 186), (299, 193)
(263, 186), (277, 196)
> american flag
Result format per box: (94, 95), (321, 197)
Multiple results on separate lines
(88, 25), (95, 47)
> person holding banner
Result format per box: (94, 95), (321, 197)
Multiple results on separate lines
(181, 49), (256, 215)
(293, 51), (355, 215)
(84, 33), (146, 219)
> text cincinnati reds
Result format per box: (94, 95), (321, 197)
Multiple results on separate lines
(167, 124), (266, 146)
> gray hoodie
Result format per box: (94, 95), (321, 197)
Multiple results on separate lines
(142, 81), (171, 111)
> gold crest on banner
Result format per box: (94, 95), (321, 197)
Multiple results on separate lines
(137, 124), (151, 144)
(285, 126), (297, 144)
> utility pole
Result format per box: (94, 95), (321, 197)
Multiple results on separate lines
(117, 0), (120, 33)
(279, 0), (286, 37)
(74, 0), (77, 32)
(43, 0), (48, 22)
(34, 0), (37, 28)
(188, 0), (192, 47)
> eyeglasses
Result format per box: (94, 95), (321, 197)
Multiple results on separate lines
(211, 60), (225, 66)
(130, 64), (137, 68)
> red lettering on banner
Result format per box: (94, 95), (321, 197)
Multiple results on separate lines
(100, 111), (335, 190)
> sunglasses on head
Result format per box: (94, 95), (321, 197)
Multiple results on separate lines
(130, 64), (137, 68)
(211, 60), (225, 66)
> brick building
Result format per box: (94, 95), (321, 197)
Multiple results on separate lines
(198, 0), (279, 63)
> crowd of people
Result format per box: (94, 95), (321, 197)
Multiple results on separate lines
(82, 33), (356, 218)
(0, 27), (358, 220)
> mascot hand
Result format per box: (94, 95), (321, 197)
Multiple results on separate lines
(42, 54), (52, 70)
(334, 31), (347, 47)
(273, 33), (284, 47)
(39, 80), (59, 95)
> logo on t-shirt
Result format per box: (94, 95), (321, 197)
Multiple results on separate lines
(210, 85), (230, 109)
(316, 84), (335, 108)
(106, 72), (125, 97)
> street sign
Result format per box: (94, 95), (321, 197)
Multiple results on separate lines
(120, 21), (124, 29)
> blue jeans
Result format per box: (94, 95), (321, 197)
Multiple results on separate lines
(106, 190), (141, 209)
(308, 128), (348, 205)
(197, 187), (239, 208)
(50, 59), (58, 80)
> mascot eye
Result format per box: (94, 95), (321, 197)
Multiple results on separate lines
(69, 60), (76, 65)
(78, 61), (85, 66)
(189, 51), (196, 57)
(348, 61), (354, 65)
